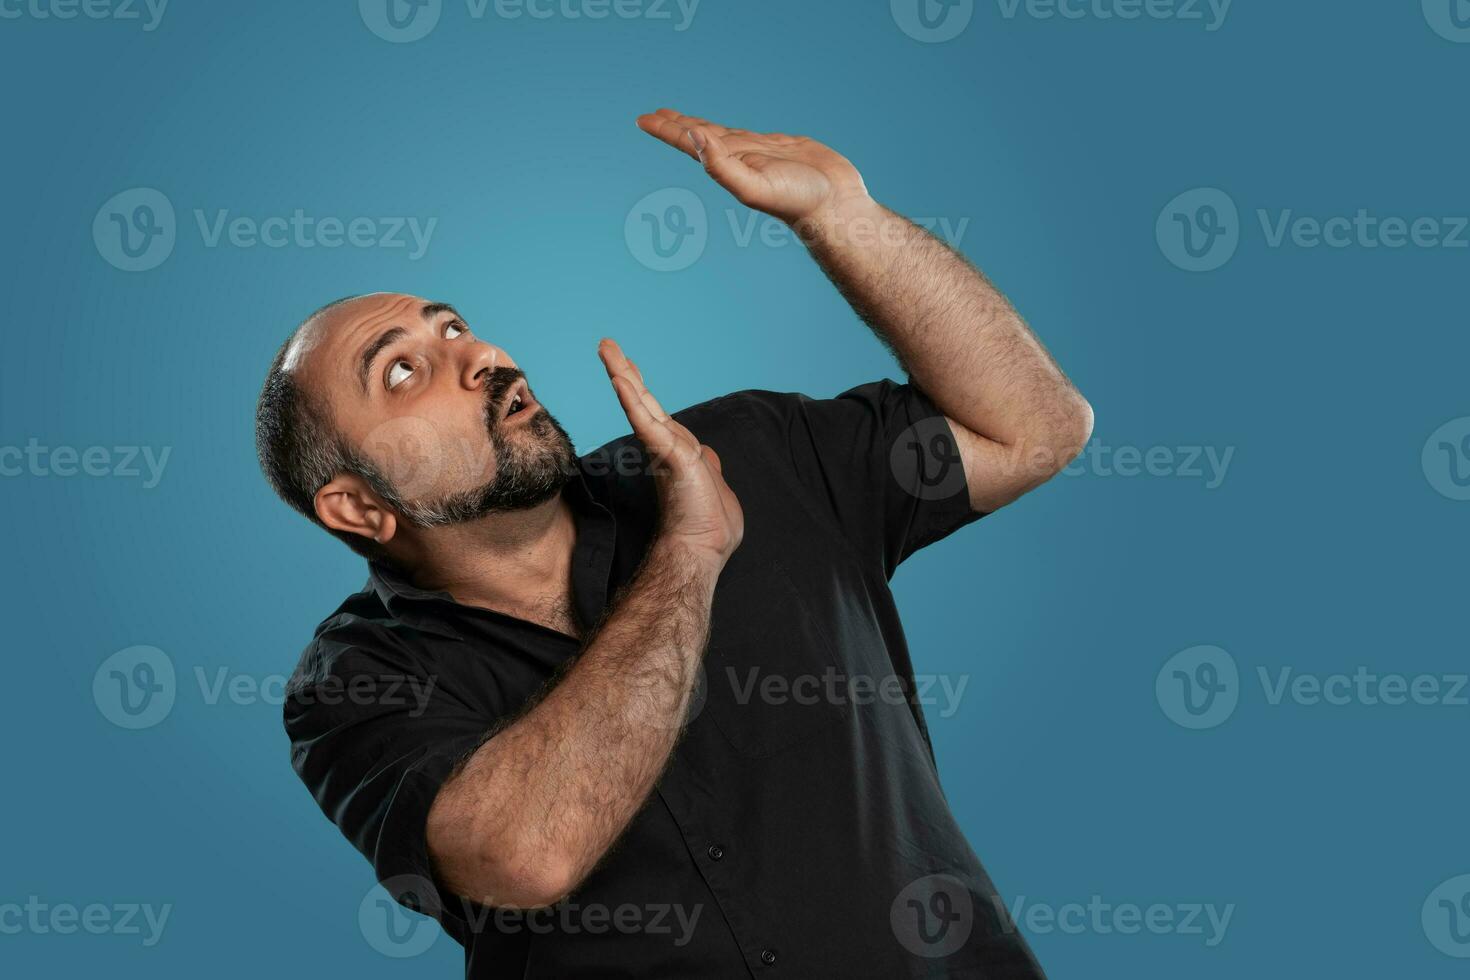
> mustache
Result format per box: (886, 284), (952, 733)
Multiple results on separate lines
(482, 366), (525, 430)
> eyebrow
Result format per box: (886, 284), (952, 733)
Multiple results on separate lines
(358, 327), (408, 392)
(355, 303), (466, 393)
(420, 302), (462, 322)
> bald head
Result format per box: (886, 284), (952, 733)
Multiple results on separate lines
(280, 292), (416, 378)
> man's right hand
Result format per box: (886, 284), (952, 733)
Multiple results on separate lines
(599, 338), (744, 570)
(426, 341), (742, 912)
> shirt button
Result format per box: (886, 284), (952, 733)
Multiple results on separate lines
(760, 949), (777, 966)
(707, 844), (724, 861)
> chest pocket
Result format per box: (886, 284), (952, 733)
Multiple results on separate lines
(698, 550), (850, 758)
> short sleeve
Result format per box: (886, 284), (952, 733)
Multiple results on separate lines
(722, 380), (985, 578)
(283, 632), (490, 930)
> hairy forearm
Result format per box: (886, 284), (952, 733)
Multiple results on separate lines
(799, 199), (1091, 458)
(427, 540), (717, 909)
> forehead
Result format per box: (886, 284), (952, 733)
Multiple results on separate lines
(289, 293), (453, 402)
(287, 293), (427, 371)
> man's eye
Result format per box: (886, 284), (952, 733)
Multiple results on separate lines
(445, 321), (466, 340)
(386, 360), (415, 389)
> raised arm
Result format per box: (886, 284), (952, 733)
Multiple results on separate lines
(637, 108), (1093, 513)
(426, 339), (743, 909)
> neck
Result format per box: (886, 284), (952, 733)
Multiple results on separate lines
(395, 491), (578, 614)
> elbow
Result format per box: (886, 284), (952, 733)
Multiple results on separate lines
(466, 844), (581, 910)
(503, 852), (581, 909)
(1060, 394), (1095, 463)
(1034, 392), (1094, 478)
(432, 820), (582, 910)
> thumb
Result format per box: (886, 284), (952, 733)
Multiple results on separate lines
(687, 127), (762, 201)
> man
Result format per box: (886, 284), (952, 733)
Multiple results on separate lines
(258, 108), (1091, 978)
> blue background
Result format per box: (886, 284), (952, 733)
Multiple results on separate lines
(2, 0), (1466, 975)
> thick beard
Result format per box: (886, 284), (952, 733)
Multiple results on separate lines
(366, 368), (577, 528)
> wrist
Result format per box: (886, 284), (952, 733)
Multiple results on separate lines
(647, 537), (728, 586)
(790, 194), (888, 249)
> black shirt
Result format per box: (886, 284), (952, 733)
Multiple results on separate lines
(284, 381), (1046, 979)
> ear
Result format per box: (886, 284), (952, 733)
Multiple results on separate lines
(315, 473), (400, 546)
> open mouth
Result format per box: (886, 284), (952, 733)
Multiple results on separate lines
(502, 380), (536, 421)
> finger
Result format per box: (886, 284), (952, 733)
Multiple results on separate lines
(598, 338), (671, 421)
(622, 358), (691, 441)
(637, 110), (727, 161)
(636, 114), (698, 161)
(716, 136), (793, 159)
(663, 415), (702, 452)
(598, 339), (668, 421)
(654, 108), (726, 133)
(667, 112), (796, 147)
(609, 374), (677, 456)
(688, 127), (765, 199)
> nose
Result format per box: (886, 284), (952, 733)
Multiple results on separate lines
(460, 340), (514, 390)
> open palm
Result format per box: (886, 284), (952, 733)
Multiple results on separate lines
(636, 108), (870, 226)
